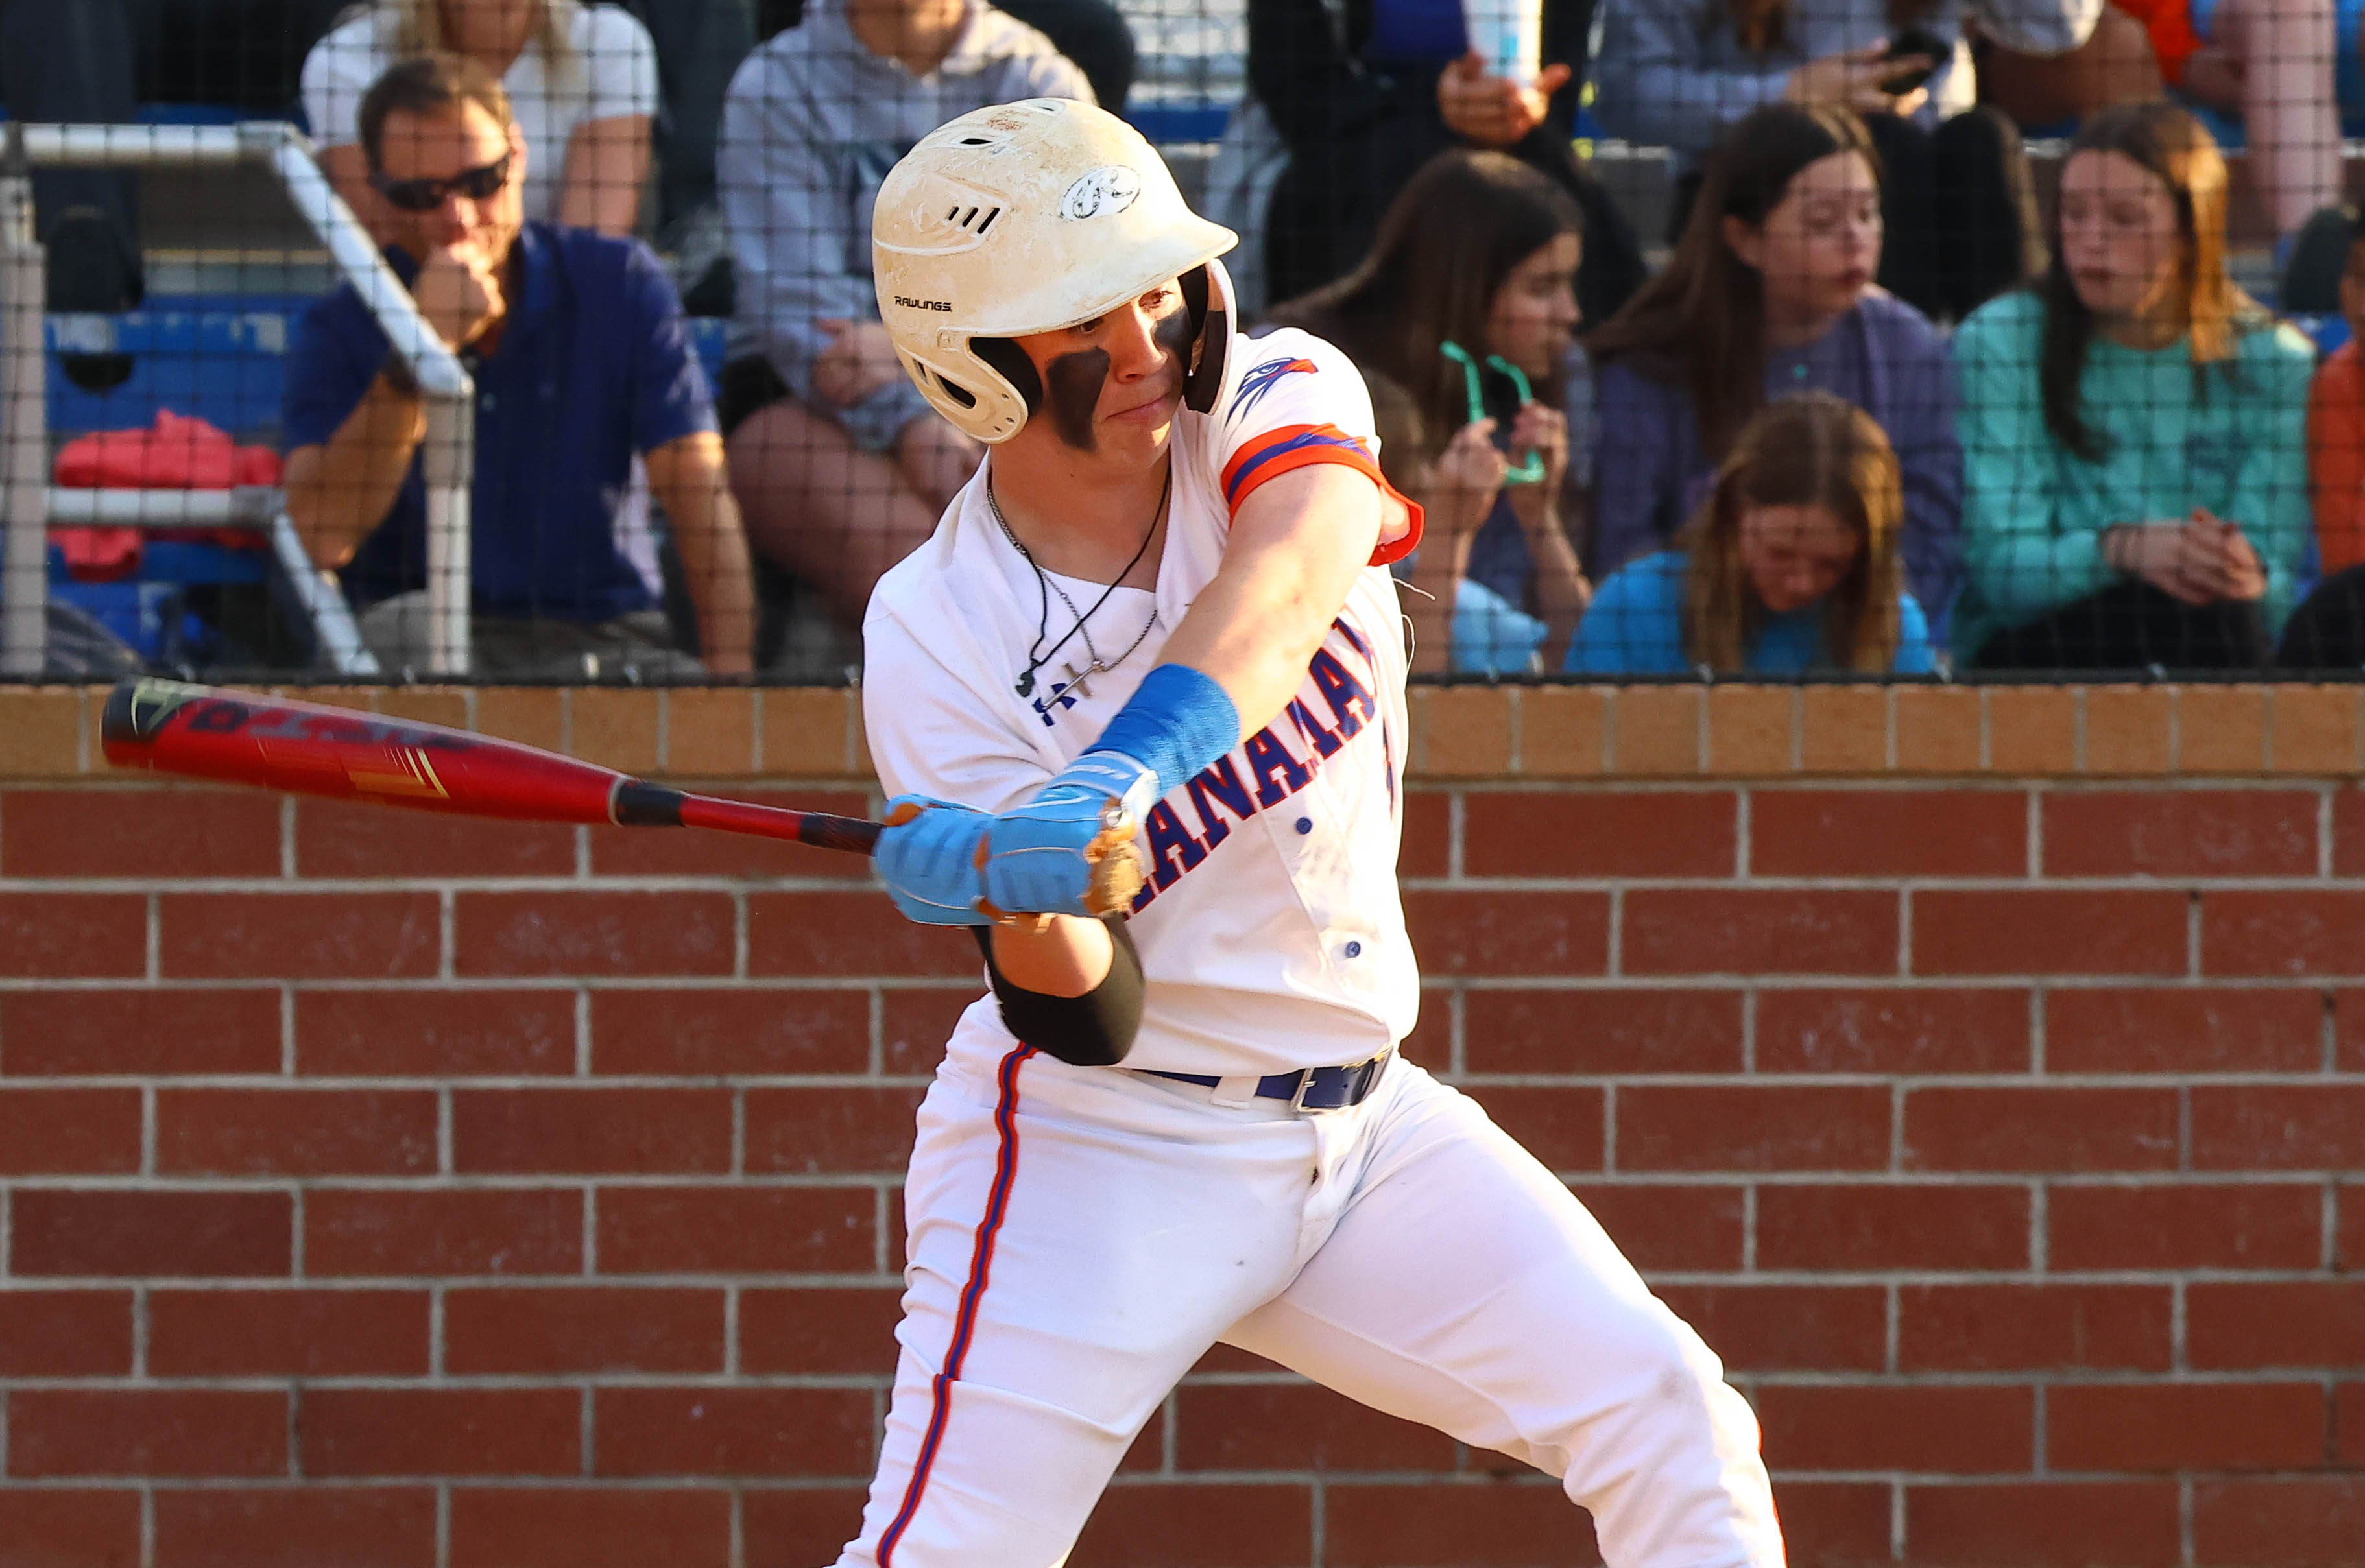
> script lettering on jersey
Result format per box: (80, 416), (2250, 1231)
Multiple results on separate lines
(1130, 619), (1384, 910)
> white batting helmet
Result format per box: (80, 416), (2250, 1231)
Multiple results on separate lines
(872, 98), (1242, 444)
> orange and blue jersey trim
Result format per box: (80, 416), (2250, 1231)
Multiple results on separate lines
(1219, 423), (1424, 566)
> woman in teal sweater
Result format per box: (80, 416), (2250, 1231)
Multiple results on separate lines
(1953, 101), (2314, 670)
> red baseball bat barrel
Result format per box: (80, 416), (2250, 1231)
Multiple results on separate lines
(100, 678), (883, 855)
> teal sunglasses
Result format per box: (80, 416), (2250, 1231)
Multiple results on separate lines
(1439, 340), (1546, 486)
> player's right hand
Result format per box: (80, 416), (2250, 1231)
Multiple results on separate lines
(874, 795), (996, 926)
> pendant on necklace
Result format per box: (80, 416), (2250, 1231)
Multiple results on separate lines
(1014, 671), (1035, 698)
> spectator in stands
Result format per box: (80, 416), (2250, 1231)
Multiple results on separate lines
(1267, 149), (1592, 674)
(1590, 0), (2074, 320)
(750, 0), (1133, 107)
(1587, 104), (1962, 624)
(715, 0), (1089, 632)
(283, 53), (756, 677)
(2270, 208), (2365, 666)
(1246, 0), (1646, 329)
(1953, 101), (2311, 669)
(0, 0), (348, 329)
(306, 0), (657, 238)
(1567, 392), (1936, 672)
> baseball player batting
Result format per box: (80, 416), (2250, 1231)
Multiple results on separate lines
(856, 99), (1785, 1567)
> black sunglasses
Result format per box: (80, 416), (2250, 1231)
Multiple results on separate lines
(369, 152), (512, 213)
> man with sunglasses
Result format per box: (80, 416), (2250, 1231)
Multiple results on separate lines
(283, 52), (757, 678)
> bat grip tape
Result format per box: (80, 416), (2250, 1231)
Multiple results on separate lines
(611, 779), (686, 826)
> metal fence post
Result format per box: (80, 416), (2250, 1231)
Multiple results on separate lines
(0, 163), (47, 678)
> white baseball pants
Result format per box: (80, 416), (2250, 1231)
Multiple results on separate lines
(832, 1046), (1786, 1568)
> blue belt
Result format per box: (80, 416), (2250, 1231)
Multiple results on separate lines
(1147, 1052), (1391, 1112)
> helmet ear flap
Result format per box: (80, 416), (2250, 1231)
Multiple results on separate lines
(1181, 262), (1230, 414)
(972, 338), (1042, 415)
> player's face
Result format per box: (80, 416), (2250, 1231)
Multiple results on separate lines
(1726, 150), (1881, 334)
(375, 102), (526, 270)
(1737, 501), (1860, 615)
(1013, 281), (1190, 459)
(1484, 232), (1581, 383)
(2059, 149), (2184, 323)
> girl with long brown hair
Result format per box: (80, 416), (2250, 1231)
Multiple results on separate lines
(1565, 392), (1935, 673)
(1266, 148), (1591, 674)
(1952, 101), (2314, 669)
(1587, 102), (1962, 631)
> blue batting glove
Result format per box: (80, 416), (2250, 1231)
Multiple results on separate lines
(874, 794), (994, 926)
(981, 752), (1158, 916)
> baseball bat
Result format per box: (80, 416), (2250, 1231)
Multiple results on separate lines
(99, 678), (1145, 915)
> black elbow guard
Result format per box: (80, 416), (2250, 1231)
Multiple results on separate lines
(969, 916), (1144, 1067)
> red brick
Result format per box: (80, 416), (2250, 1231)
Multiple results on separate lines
(1753, 789), (2027, 877)
(296, 798), (575, 877)
(2049, 987), (2324, 1073)
(597, 1185), (874, 1274)
(2203, 891), (2365, 977)
(2043, 790), (2319, 878)
(1904, 1086), (2178, 1172)
(153, 1488), (437, 1568)
(1318, 1481), (1585, 1568)
(452, 1086), (731, 1174)
(1173, 1382), (1458, 1471)
(159, 892), (440, 979)
(743, 1489), (869, 1568)
(448, 1489), (730, 1568)
(0, 1087), (140, 1174)
(593, 1387), (875, 1475)
(444, 1286), (724, 1373)
(1906, 1481), (2181, 1567)
(882, 987), (984, 1075)
(1652, 1284), (1885, 1371)
(1757, 1184), (2030, 1271)
(1461, 988), (1741, 1073)
(1617, 1084), (1890, 1172)
(1464, 790), (1736, 878)
(0, 1490), (140, 1568)
(592, 986), (870, 1075)
(0, 1290), (132, 1374)
(745, 1085), (929, 1175)
(0, 894), (146, 977)
(590, 787), (874, 879)
(1756, 986), (2030, 1073)
(1404, 890), (1611, 976)
(2052, 1383), (2327, 1471)
(740, 1285), (900, 1374)
(1, 988), (281, 1075)
(2193, 1084), (2365, 1169)
(156, 1087), (437, 1175)
(2187, 1282), (2365, 1369)
(2345, 1185), (2365, 1270)
(2193, 1479), (2365, 1568)
(10, 1189), (289, 1277)
(1898, 1283), (2170, 1373)
(147, 1287), (427, 1376)
(1624, 888), (1897, 976)
(1757, 1384), (2034, 1473)
(7, 1390), (285, 1477)
(1913, 890), (2188, 977)
(2338, 990), (2365, 1071)
(1772, 1482), (1890, 1565)
(1570, 1183), (1746, 1272)
(1459, 1084), (1604, 1171)
(2342, 1383), (2365, 1466)
(453, 892), (734, 977)
(4, 789), (281, 878)
(300, 1388), (580, 1476)
(2050, 1183), (2323, 1270)
(304, 1187), (582, 1276)
(299, 988), (573, 1076)
(747, 890), (983, 978)
(1399, 789), (1449, 878)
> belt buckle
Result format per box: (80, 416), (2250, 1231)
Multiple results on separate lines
(1289, 1067), (1333, 1113)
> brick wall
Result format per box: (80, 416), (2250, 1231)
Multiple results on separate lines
(1, 682), (2361, 1568)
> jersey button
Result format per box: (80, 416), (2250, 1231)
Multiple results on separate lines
(1294, 816), (1312, 835)
(1343, 940), (1362, 958)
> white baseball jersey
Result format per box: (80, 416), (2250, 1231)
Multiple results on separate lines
(863, 327), (1423, 1078)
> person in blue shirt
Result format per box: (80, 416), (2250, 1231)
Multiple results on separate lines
(283, 51), (756, 678)
(1566, 391), (1936, 675)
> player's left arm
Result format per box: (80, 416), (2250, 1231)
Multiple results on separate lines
(645, 431), (758, 677)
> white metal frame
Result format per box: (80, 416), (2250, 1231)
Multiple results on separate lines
(0, 121), (475, 678)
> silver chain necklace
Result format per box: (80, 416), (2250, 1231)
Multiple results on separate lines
(990, 466), (1168, 698)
